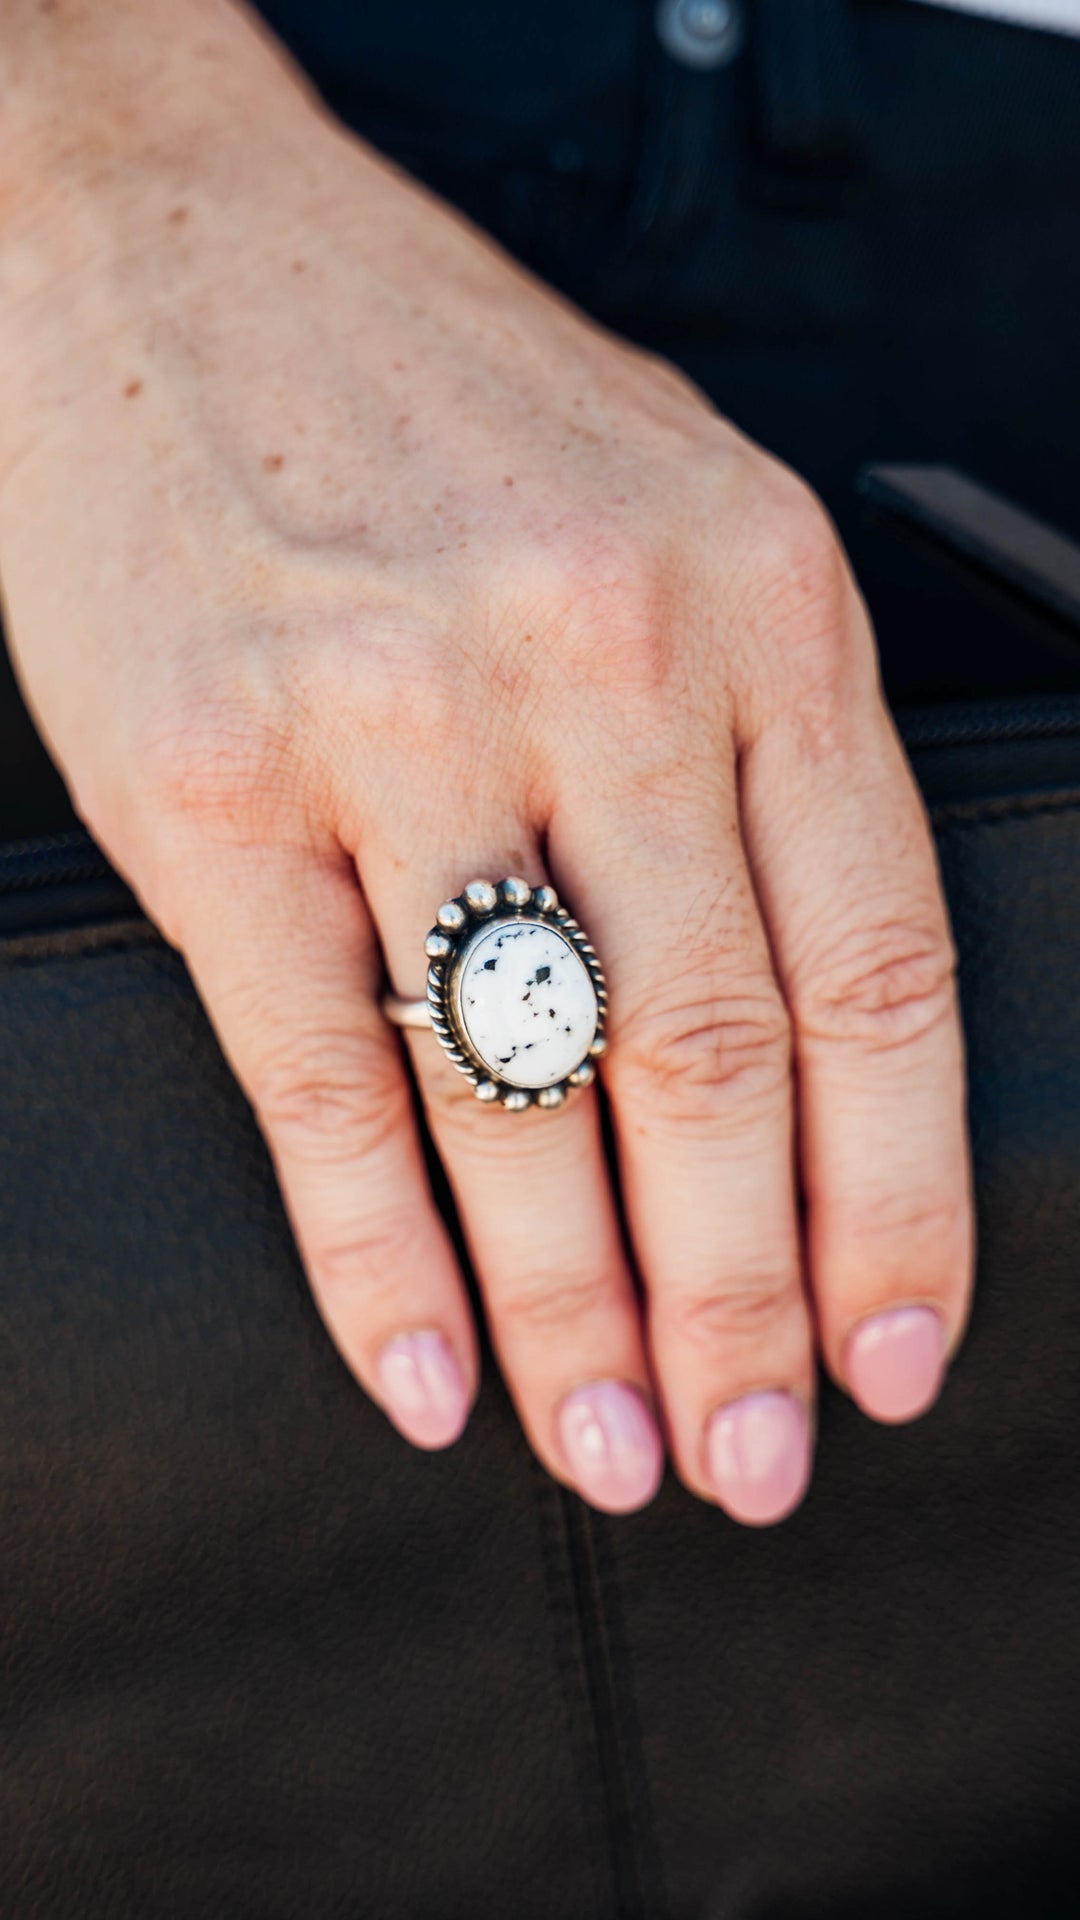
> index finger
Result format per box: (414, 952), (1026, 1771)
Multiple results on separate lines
(739, 635), (974, 1422)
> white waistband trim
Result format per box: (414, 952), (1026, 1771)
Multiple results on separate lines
(903, 0), (1080, 39)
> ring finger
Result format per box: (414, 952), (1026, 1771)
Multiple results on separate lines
(364, 827), (665, 1514)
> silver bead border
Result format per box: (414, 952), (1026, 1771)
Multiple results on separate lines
(423, 877), (608, 1110)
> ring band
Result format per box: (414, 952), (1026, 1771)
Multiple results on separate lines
(381, 877), (607, 1111)
(382, 993), (433, 1031)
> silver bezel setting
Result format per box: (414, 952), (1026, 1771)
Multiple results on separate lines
(423, 878), (607, 1110)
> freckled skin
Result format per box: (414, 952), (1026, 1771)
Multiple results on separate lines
(0, 0), (972, 1512)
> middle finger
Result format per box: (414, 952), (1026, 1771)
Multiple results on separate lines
(555, 762), (817, 1526)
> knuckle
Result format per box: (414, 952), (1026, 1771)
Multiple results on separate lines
(255, 1040), (407, 1163)
(309, 1213), (431, 1302)
(612, 990), (792, 1129)
(531, 525), (676, 697)
(741, 476), (868, 715)
(428, 1070), (573, 1165)
(753, 477), (845, 618)
(496, 1266), (616, 1336)
(427, 1072), (516, 1151)
(135, 698), (302, 841)
(310, 607), (458, 744)
(798, 920), (958, 1054)
(841, 1186), (971, 1264)
(667, 1269), (803, 1350)
(541, 510), (651, 601)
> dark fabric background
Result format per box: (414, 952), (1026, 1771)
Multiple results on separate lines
(3, 714), (1080, 1917)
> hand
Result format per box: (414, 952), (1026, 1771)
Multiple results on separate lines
(0, 2), (973, 1523)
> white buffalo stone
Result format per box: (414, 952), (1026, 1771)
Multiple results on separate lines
(457, 920), (597, 1089)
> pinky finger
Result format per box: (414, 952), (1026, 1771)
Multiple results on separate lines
(165, 837), (480, 1449)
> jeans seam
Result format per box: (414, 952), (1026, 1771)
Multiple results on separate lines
(556, 1486), (669, 1920)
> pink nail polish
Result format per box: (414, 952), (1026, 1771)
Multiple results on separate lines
(845, 1304), (946, 1423)
(376, 1331), (470, 1449)
(557, 1381), (665, 1513)
(705, 1391), (811, 1526)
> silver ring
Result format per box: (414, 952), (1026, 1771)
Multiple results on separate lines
(382, 877), (608, 1111)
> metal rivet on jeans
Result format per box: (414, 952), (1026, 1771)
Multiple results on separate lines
(654, 0), (742, 70)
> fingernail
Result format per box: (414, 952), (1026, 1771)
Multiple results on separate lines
(557, 1381), (665, 1513)
(376, 1331), (470, 1449)
(844, 1304), (946, 1423)
(705, 1390), (811, 1526)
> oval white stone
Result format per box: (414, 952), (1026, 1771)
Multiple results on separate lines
(456, 920), (598, 1089)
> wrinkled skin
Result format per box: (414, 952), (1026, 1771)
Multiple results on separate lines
(0, 0), (972, 1522)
